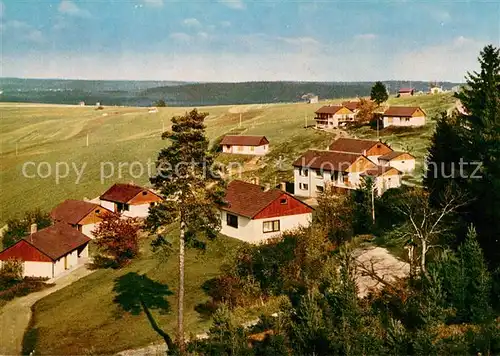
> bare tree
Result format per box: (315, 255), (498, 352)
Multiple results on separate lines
(395, 187), (467, 278)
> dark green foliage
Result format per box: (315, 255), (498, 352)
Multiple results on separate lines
(352, 177), (375, 234)
(0, 277), (53, 303)
(370, 81), (389, 106)
(154, 99), (167, 107)
(188, 305), (253, 356)
(2, 209), (51, 248)
(425, 45), (500, 267)
(147, 109), (225, 249)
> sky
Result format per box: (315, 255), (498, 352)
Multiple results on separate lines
(1, 0), (499, 82)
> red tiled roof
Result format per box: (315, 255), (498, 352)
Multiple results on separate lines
(383, 106), (423, 117)
(378, 151), (415, 161)
(398, 88), (414, 93)
(220, 135), (269, 146)
(329, 138), (388, 154)
(22, 223), (90, 261)
(100, 183), (148, 203)
(50, 199), (110, 225)
(292, 150), (362, 171)
(315, 105), (351, 115)
(222, 180), (311, 219)
(341, 101), (361, 111)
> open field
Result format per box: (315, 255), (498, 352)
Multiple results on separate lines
(0, 93), (455, 223)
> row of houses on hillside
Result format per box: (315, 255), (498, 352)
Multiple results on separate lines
(293, 138), (415, 198)
(0, 183), (162, 279)
(314, 102), (426, 129)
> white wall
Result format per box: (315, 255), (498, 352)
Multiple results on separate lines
(53, 249), (79, 277)
(82, 223), (97, 238)
(220, 210), (312, 243)
(22, 261), (53, 278)
(222, 144), (268, 155)
(123, 204), (150, 218)
(383, 116), (426, 128)
(388, 159), (415, 173)
(100, 200), (115, 212)
(294, 167), (360, 198)
(375, 174), (402, 195)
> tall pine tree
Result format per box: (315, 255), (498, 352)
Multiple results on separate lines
(147, 109), (226, 352)
(425, 45), (500, 267)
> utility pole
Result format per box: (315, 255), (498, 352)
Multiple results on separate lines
(239, 113), (242, 128)
(371, 184), (376, 224)
(15, 142), (18, 156)
(162, 120), (165, 133)
(86, 133), (89, 147)
(304, 113), (307, 128)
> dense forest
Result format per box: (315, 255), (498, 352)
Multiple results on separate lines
(0, 78), (460, 107)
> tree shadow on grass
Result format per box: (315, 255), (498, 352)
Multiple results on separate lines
(113, 272), (176, 353)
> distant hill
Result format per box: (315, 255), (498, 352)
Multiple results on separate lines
(0, 78), (461, 107)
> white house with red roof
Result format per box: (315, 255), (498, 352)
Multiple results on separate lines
(0, 223), (90, 278)
(314, 105), (355, 128)
(293, 149), (402, 198)
(220, 135), (269, 155)
(99, 183), (162, 218)
(382, 106), (426, 128)
(220, 180), (313, 243)
(50, 199), (114, 238)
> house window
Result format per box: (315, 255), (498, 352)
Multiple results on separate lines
(299, 183), (309, 190)
(226, 213), (238, 228)
(95, 209), (100, 214)
(404, 118), (411, 122)
(149, 202), (156, 208)
(316, 185), (324, 193)
(315, 169), (322, 178)
(237, 146), (244, 152)
(299, 168), (309, 177)
(401, 161), (405, 164)
(263, 220), (280, 233)
(280, 198), (287, 205)
(142, 191), (148, 196)
(250, 146), (255, 152)
(117, 203), (130, 212)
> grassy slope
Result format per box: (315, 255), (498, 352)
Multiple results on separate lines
(0, 94), (455, 223)
(26, 234), (244, 355)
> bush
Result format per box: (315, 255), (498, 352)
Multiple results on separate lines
(0, 258), (24, 289)
(0, 277), (53, 302)
(3, 209), (52, 248)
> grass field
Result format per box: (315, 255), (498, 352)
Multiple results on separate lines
(0, 94), (455, 224)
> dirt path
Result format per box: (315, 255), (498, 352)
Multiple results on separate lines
(0, 265), (94, 356)
(354, 246), (410, 298)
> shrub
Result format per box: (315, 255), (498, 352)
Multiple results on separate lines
(0, 258), (24, 289)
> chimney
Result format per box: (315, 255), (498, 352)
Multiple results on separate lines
(264, 183), (271, 192)
(30, 223), (37, 235)
(252, 177), (260, 186)
(280, 182), (287, 192)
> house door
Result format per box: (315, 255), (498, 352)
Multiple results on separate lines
(64, 256), (68, 270)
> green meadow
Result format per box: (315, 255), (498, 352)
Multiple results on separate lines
(0, 94), (455, 224)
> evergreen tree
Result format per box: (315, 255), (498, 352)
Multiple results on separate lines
(370, 81), (389, 106)
(455, 226), (492, 323)
(425, 45), (500, 267)
(147, 109), (226, 351)
(2, 209), (51, 248)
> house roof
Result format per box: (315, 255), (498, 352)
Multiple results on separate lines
(315, 105), (351, 115)
(383, 106), (423, 117)
(378, 151), (415, 161)
(22, 223), (90, 261)
(328, 138), (388, 154)
(50, 199), (109, 225)
(100, 183), (150, 203)
(398, 88), (414, 93)
(292, 150), (362, 171)
(223, 180), (311, 219)
(361, 166), (401, 177)
(341, 101), (361, 111)
(220, 135), (269, 147)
